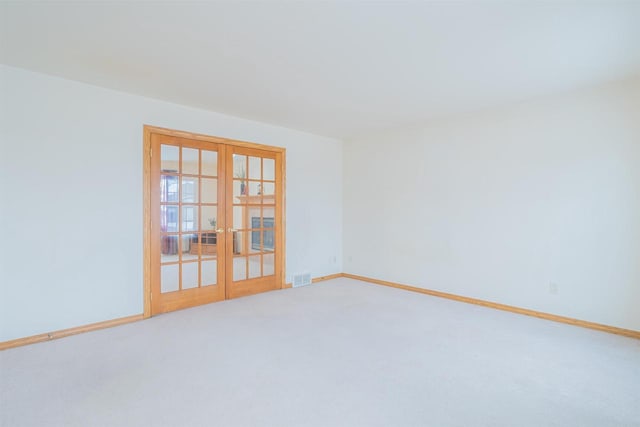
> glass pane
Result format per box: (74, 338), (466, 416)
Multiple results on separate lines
(262, 229), (275, 252)
(233, 231), (246, 255)
(161, 206), (179, 232)
(181, 177), (198, 203)
(161, 264), (179, 293)
(202, 150), (217, 176)
(160, 235), (178, 263)
(182, 147), (199, 175)
(250, 214), (262, 229)
(262, 206), (275, 222)
(182, 262), (198, 289)
(160, 175), (179, 202)
(233, 205), (246, 229)
(262, 182), (275, 197)
(263, 158), (275, 181)
(200, 232), (218, 256)
(233, 154), (246, 179)
(248, 156), (261, 180)
(249, 181), (261, 196)
(233, 180), (248, 199)
(233, 256), (247, 281)
(201, 178), (218, 204)
(250, 228), (261, 253)
(181, 234), (198, 261)
(160, 145), (179, 173)
(261, 215), (274, 228)
(263, 253), (275, 276)
(249, 255), (261, 278)
(201, 206), (217, 231)
(200, 232), (218, 245)
(201, 260), (217, 286)
(261, 210), (275, 252)
(181, 206), (198, 232)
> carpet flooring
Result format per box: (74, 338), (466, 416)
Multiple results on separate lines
(1, 278), (639, 426)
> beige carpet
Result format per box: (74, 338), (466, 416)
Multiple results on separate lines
(1, 278), (639, 426)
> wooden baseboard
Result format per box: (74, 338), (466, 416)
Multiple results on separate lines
(5, 272), (637, 350)
(342, 273), (640, 340)
(312, 273), (343, 283)
(284, 272), (343, 288)
(4, 273), (341, 350)
(0, 314), (144, 351)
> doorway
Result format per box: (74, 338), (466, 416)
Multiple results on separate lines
(143, 126), (285, 316)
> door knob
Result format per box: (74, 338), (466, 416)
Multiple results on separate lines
(215, 229), (224, 233)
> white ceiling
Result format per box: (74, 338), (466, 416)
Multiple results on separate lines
(2, 1), (639, 139)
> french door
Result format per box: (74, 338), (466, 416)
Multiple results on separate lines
(226, 146), (283, 299)
(145, 127), (284, 316)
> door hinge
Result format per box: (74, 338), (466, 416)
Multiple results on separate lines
(150, 147), (153, 157)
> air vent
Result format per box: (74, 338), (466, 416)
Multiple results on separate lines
(292, 272), (312, 288)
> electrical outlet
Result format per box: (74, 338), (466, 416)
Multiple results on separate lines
(549, 282), (559, 295)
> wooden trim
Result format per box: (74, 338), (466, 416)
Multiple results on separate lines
(343, 273), (640, 340)
(224, 147), (234, 299)
(284, 272), (344, 288)
(279, 150), (286, 290)
(312, 273), (343, 283)
(8, 272), (634, 351)
(2, 273), (335, 350)
(143, 126), (152, 318)
(0, 314), (144, 351)
(143, 125), (286, 154)
(218, 144), (228, 298)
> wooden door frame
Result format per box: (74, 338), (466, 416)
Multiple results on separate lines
(142, 125), (286, 318)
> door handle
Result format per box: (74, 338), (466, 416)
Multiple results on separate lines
(228, 228), (237, 233)
(215, 229), (224, 233)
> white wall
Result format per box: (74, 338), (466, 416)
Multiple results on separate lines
(344, 76), (640, 331)
(0, 65), (343, 342)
